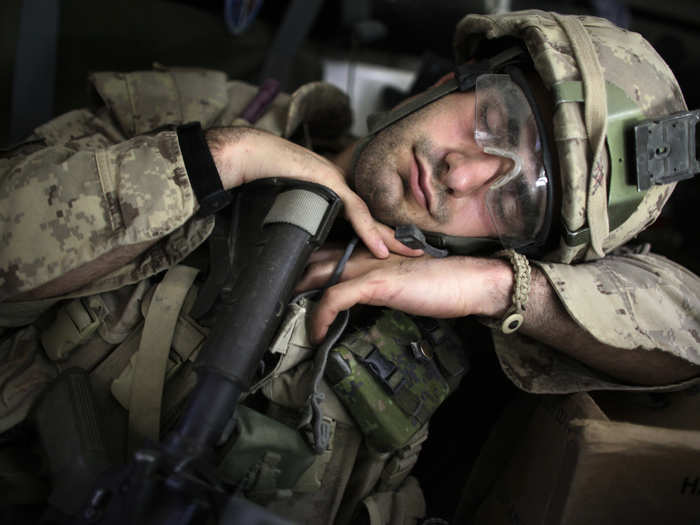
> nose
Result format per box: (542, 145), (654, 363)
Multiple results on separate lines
(440, 150), (513, 196)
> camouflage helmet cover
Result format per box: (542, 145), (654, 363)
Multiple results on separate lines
(453, 10), (687, 263)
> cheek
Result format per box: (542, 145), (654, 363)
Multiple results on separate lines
(442, 193), (494, 238)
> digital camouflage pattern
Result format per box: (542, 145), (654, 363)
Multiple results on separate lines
(454, 10), (686, 263)
(329, 310), (454, 452)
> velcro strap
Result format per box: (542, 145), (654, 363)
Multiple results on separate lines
(41, 297), (106, 361)
(392, 383), (430, 425)
(263, 188), (330, 236)
(341, 333), (375, 359)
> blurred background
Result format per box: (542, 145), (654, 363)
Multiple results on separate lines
(1, 0), (698, 273)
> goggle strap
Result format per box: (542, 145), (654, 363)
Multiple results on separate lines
(366, 80), (459, 134)
(366, 47), (527, 136)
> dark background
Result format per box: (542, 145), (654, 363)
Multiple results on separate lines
(1, 0), (698, 274)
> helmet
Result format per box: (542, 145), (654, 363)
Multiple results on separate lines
(354, 10), (691, 263)
(454, 10), (689, 263)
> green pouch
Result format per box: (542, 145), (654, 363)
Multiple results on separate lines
(217, 405), (315, 498)
(325, 310), (467, 452)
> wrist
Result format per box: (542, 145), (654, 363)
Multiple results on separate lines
(476, 257), (516, 318)
(205, 127), (343, 191)
(205, 127), (248, 190)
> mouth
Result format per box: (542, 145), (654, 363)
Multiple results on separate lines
(410, 148), (432, 213)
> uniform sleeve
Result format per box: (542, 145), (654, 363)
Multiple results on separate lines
(488, 253), (700, 394)
(0, 123), (205, 301)
(535, 253), (700, 361)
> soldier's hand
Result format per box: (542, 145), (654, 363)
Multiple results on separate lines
(206, 127), (419, 259)
(297, 247), (514, 343)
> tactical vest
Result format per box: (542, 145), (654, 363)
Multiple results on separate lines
(3, 256), (467, 524)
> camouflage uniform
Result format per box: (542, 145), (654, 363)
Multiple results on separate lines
(0, 10), (699, 524)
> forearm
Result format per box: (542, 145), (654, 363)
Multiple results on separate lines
(302, 246), (700, 387)
(206, 126), (347, 189)
(506, 265), (700, 386)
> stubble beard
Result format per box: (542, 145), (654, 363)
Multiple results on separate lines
(352, 117), (449, 228)
(352, 127), (405, 227)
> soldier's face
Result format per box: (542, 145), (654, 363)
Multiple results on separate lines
(352, 90), (515, 239)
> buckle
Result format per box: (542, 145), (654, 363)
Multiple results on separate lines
(363, 347), (404, 393)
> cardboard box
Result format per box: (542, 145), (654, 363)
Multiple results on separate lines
(469, 388), (700, 525)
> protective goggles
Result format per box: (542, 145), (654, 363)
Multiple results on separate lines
(474, 73), (550, 250)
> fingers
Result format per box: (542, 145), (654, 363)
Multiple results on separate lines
(341, 196), (423, 259)
(310, 276), (386, 342)
(224, 131), (421, 260)
(341, 193), (390, 259)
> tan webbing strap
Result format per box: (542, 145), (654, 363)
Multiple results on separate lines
(553, 13), (609, 257)
(127, 265), (198, 450)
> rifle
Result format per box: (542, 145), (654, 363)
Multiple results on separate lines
(33, 179), (342, 524)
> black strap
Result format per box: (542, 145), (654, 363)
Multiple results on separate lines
(454, 46), (527, 92)
(176, 122), (232, 217)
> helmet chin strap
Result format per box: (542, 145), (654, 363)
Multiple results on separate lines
(394, 223), (501, 257)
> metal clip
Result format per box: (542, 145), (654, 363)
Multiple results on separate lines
(409, 340), (433, 362)
(395, 224), (448, 258)
(635, 110), (700, 190)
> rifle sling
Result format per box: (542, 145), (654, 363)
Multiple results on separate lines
(127, 265), (198, 451)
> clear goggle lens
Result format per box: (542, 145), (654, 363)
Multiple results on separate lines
(474, 74), (548, 248)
